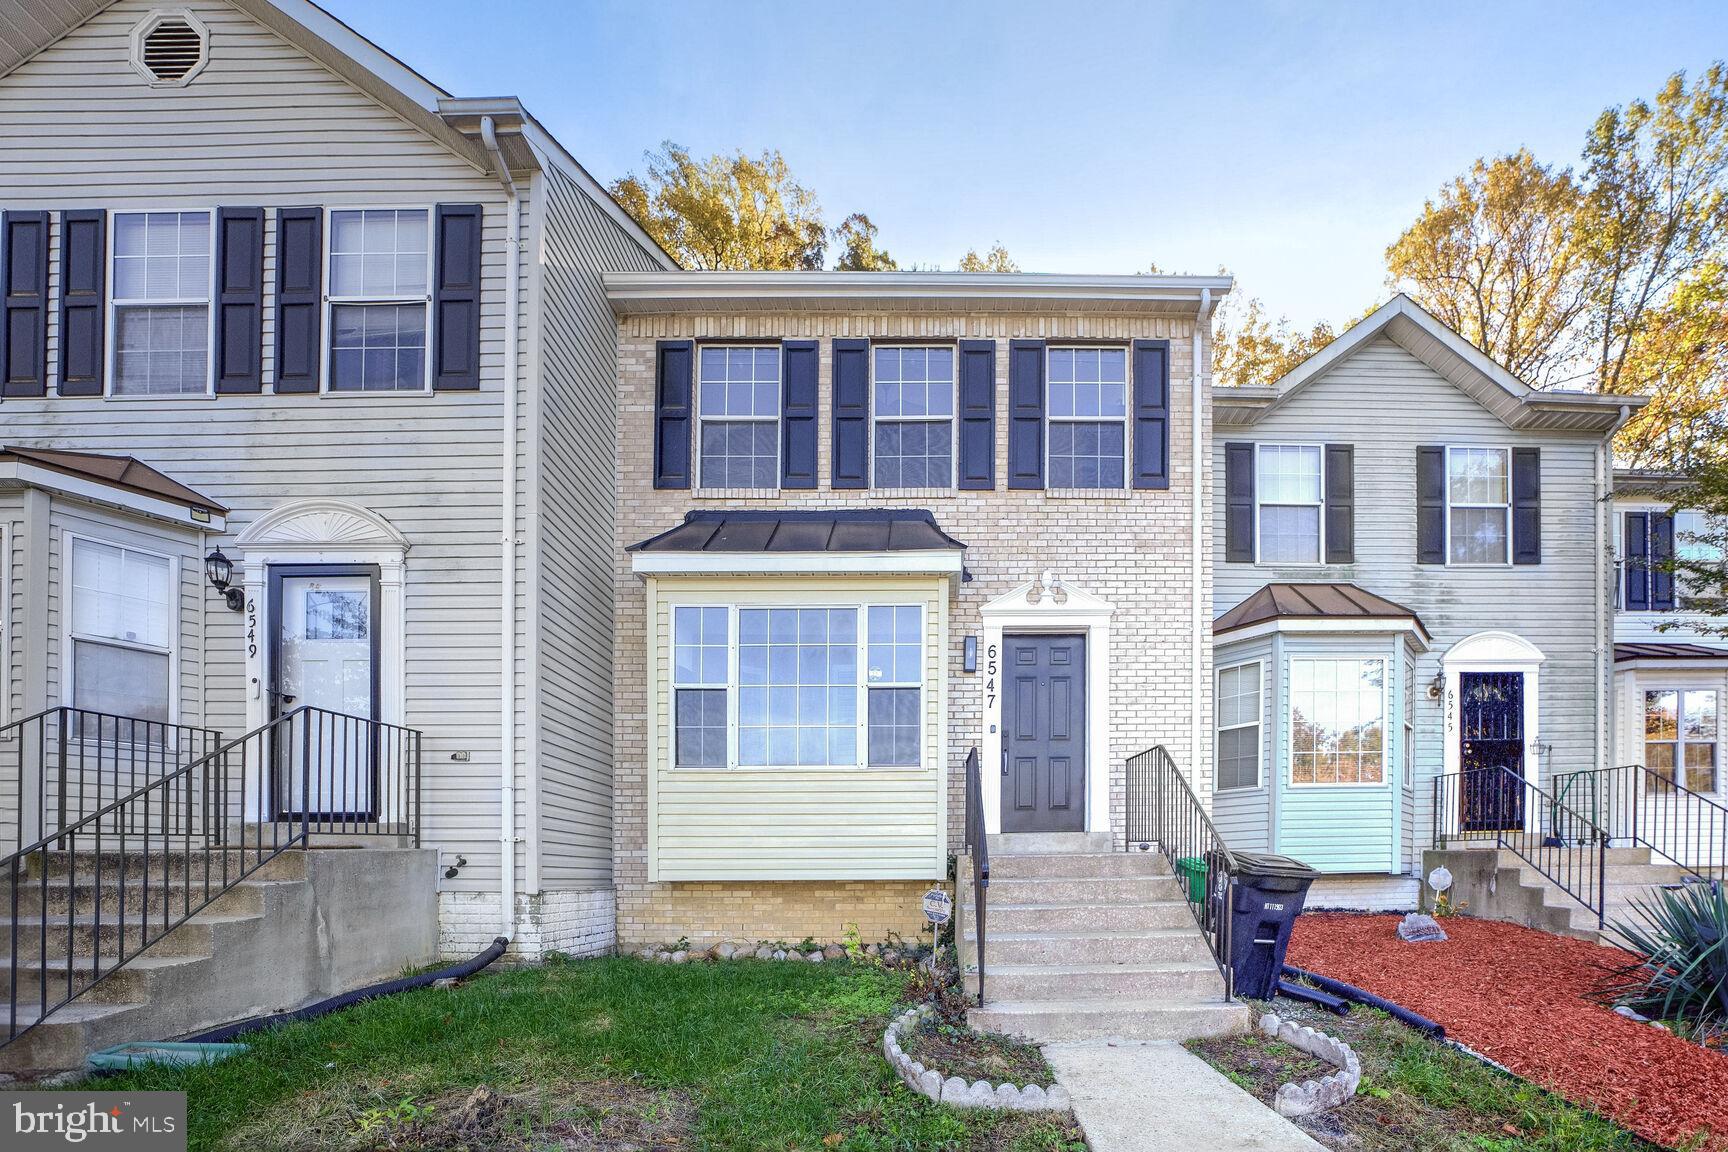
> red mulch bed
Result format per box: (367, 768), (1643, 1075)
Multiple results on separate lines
(1289, 913), (1728, 1151)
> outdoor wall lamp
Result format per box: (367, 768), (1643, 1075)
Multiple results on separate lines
(204, 547), (244, 611)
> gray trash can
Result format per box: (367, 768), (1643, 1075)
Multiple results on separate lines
(1222, 851), (1320, 999)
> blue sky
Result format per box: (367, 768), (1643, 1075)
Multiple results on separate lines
(324, 0), (1727, 328)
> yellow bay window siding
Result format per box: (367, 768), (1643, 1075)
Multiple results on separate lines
(644, 574), (950, 883)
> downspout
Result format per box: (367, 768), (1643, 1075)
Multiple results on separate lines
(482, 116), (521, 940)
(1192, 289), (1214, 786)
(1596, 404), (1633, 774)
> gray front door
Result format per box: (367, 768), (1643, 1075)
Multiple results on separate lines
(1002, 634), (1087, 833)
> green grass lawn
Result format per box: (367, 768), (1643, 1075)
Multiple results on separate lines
(76, 956), (1085, 1152)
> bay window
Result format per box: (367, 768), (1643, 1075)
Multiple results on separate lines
(111, 211), (212, 396)
(1646, 689), (1719, 793)
(1447, 447), (1511, 565)
(67, 537), (174, 723)
(873, 346), (954, 488)
(1290, 657), (1385, 785)
(697, 346), (780, 488)
(1047, 347), (1127, 489)
(1256, 445), (1323, 563)
(326, 208), (431, 392)
(671, 602), (925, 769)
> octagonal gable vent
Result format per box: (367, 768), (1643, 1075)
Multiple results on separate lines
(130, 12), (209, 86)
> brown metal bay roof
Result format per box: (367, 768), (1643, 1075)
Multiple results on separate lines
(628, 510), (965, 554)
(2, 445), (228, 514)
(1615, 642), (1728, 663)
(1214, 582), (1429, 639)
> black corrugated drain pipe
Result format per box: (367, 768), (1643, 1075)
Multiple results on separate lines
(184, 936), (510, 1045)
(1282, 963), (1445, 1038)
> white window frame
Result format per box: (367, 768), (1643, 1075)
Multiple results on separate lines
(1045, 344), (1130, 491)
(1444, 445), (1513, 568)
(695, 343), (781, 491)
(105, 208), (216, 401)
(1286, 654), (1389, 789)
(320, 206), (436, 397)
(870, 343), (957, 490)
(1253, 442), (1326, 566)
(1644, 686), (1721, 795)
(1215, 660), (1263, 792)
(59, 531), (179, 726)
(668, 600), (925, 771)
(1676, 510), (1724, 611)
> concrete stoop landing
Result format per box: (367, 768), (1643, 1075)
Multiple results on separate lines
(0, 845), (438, 1071)
(1424, 843), (1689, 947)
(958, 833), (1250, 1043)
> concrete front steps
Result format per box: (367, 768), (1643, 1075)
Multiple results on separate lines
(958, 833), (1249, 1043)
(0, 844), (436, 1071)
(1424, 843), (1690, 947)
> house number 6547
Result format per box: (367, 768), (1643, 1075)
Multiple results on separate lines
(985, 643), (998, 709)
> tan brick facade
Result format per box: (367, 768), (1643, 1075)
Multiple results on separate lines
(613, 306), (1213, 948)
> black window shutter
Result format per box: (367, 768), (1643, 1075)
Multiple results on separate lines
(1417, 446), (1446, 564)
(1224, 442), (1255, 563)
(1624, 512), (1650, 611)
(433, 203), (482, 391)
(1007, 338), (1045, 489)
(274, 207), (322, 394)
(957, 339), (996, 490)
(215, 207), (264, 394)
(780, 340), (819, 489)
(57, 209), (105, 397)
(1131, 339), (1170, 490)
(831, 338), (869, 489)
(1324, 444), (1354, 564)
(1512, 447), (1541, 565)
(1, 210), (49, 398)
(1651, 511), (1676, 611)
(653, 340), (693, 489)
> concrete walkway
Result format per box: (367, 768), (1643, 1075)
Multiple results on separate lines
(1044, 1040), (1328, 1152)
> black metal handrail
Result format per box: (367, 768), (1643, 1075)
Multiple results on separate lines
(2, 708), (222, 855)
(1124, 745), (1236, 1000)
(1432, 766), (1609, 928)
(2, 705), (421, 1048)
(961, 747), (988, 1005)
(1552, 763), (1728, 888)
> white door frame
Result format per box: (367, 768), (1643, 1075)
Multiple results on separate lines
(233, 500), (408, 822)
(979, 574), (1113, 837)
(1440, 630), (1545, 838)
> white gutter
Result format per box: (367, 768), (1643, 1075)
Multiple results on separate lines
(1193, 289), (1214, 792)
(482, 116), (521, 941)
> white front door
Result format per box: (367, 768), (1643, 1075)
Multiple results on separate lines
(274, 569), (376, 817)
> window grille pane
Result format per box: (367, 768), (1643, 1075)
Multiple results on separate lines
(329, 303), (427, 391)
(1257, 445), (1322, 503)
(737, 607), (859, 767)
(1217, 725), (1259, 790)
(1288, 658), (1385, 784)
(1259, 505), (1321, 564)
(112, 305), (209, 395)
(72, 641), (170, 724)
(1449, 507), (1509, 564)
(329, 209), (429, 297)
(674, 689), (727, 767)
(867, 686), (921, 766)
(72, 539), (172, 648)
(1448, 448), (1509, 505)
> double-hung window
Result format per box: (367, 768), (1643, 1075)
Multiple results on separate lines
(326, 209), (431, 392)
(1677, 511), (1725, 610)
(1047, 347), (1127, 488)
(873, 346), (954, 488)
(1646, 689), (1719, 793)
(1447, 447), (1511, 565)
(1289, 657), (1385, 786)
(110, 211), (212, 396)
(67, 537), (174, 724)
(1256, 445), (1323, 563)
(671, 603), (924, 769)
(1215, 662), (1262, 790)
(697, 346), (779, 488)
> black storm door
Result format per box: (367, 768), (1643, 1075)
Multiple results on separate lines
(1459, 671), (1525, 833)
(1001, 634), (1087, 833)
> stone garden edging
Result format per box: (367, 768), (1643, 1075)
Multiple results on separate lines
(883, 1004), (1071, 1112)
(636, 940), (918, 965)
(1257, 1010), (1362, 1117)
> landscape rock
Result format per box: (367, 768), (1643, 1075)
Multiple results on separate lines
(824, 944), (845, 960)
(755, 945), (773, 960)
(1258, 1011), (1282, 1037)
(669, 950), (687, 964)
(772, 949), (787, 961)
(715, 942), (736, 960)
(807, 951), (824, 963)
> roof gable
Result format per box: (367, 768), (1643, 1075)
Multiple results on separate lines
(1214, 295), (1642, 435)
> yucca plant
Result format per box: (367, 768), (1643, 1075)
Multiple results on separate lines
(1603, 881), (1728, 1029)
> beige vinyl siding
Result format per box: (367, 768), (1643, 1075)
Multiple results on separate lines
(1215, 334), (1607, 866)
(0, 0), (515, 889)
(529, 163), (666, 890)
(644, 575), (948, 882)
